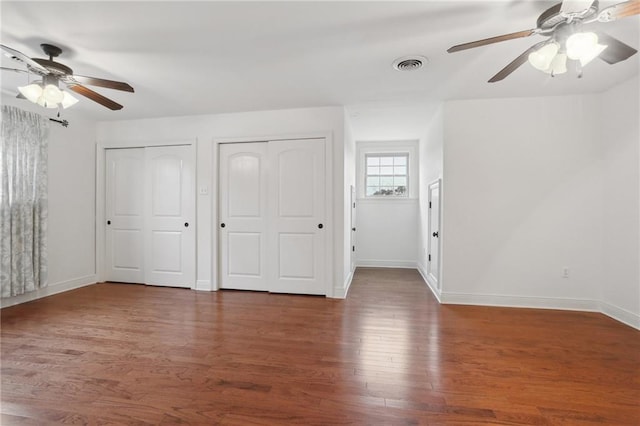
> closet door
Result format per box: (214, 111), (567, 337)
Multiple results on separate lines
(268, 138), (326, 295)
(105, 148), (145, 283)
(144, 145), (195, 288)
(219, 142), (269, 291)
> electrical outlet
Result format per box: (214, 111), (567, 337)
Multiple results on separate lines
(562, 267), (570, 278)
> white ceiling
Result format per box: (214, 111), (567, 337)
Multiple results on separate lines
(1, 0), (639, 129)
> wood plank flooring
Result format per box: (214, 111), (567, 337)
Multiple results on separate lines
(2, 268), (639, 425)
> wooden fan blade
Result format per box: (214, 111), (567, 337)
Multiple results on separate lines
(488, 41), (547, 83)
(66, 84), (123, 110)
(1, 67), (28, 74)
(597, 32), (638, 64)
(560, 0), (595, 14)
(447, 29), (537, 53)
(598, 0), (640, 21)
(64, 74), (134, 92)
(0, 44), (49, 74)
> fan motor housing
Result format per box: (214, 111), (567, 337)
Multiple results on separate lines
(537, 1), (600, 31)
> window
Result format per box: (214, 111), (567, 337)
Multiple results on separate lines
(365, 153), (408, 197)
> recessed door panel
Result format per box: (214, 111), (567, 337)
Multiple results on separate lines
(114, 158), (143, 217)
(228, 232), (261, 276)
(112, 230), (142, 270)
(151, 156), (183, 217)
(229, 154), (262, 217)
(150, 231), (182, 273)
(219, 142), (268, 291)
(106, 148), (145, 283)
(278, 150), (314, 217)
(279, 233), (314, 279)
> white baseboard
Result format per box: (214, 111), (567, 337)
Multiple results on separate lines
(600, 301), (640, 330)
(440, 292), (600, 312)
(1, 274), (97, 309)
(356, 259), (417, 269)
(332, 268), (354, 299)
(417, 262), (441, 303)
(194, 279), (213, 291)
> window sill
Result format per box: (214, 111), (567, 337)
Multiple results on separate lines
(357, 197), (418, 205)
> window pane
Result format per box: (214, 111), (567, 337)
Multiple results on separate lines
(367, 166), (379, 176)
(395, 186), (407, 195)
(380, 166), (393, 175)
(394, 156), (407, 166)
(380, 176), (393, 186)
(394, 166), (406, 175)
(380, 157), (393, 166)
(367, 176), (380, 186)
(367, 156), (380, 166)
(394, 176), (406, 186)
(366, 186), (377, 196)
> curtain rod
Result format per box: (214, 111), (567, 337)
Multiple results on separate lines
(49, 118), (69, 128)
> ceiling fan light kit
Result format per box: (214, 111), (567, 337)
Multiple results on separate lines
(1, 42), (134, 111)
(447, 0), (639, 82)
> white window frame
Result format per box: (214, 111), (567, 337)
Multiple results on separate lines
(356, 140), (419, 200)
(364, 153), (409, 198)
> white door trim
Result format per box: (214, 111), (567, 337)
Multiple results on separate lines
(212, 132), (334, 297)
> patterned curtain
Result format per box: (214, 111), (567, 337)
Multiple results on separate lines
(0, 106), (49, 298)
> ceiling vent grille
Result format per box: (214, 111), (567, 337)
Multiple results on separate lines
(392, 55), (428, 71)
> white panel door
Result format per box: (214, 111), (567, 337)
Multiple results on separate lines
(427, 180), (440, 289)
(219, 142), (269, 291)
(105, 148), (145, 283)
(268, 138), (325, 295)
(144, 145), (195, 288)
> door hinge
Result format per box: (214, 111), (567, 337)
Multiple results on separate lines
(428, 254), (431, 261)
(353, 202), (356, 208)
(352, 245), (355, 252)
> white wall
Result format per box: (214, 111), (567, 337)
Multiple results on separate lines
(418, 105), (443, 296)
(355, 140), (419, 268)
(442, 94), (604, 310)
(96, 106), (346, 297)
(599, 76), (640, 327)
(1, 97), (97, 308)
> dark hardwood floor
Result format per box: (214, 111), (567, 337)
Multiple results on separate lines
(1, 268), (639, 425)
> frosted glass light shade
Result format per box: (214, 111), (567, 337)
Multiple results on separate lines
(543, 53), (568, 75)
(18, 84), (43, 103)
(61, 91), (79, 109)
(566, 32), (598, 60)
(42, 84), (64, 104)
(528, 43), (559, 71)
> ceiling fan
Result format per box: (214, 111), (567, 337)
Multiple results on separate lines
(1, 43), (134, 110)
(447, 0), (639, 82)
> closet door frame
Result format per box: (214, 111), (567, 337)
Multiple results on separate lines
(212, 132), (334, 297)
(96, 139), (197, 288)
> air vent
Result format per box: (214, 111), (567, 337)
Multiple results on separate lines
(392, 55), (428, 71)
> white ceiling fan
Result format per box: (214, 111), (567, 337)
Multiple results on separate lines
(447, 0), (639, 82)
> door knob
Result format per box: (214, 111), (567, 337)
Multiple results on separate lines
(107, 220), (111, 225)
(352, 227), (356, 232)
(220, 223), (226, 228)
(432, 231), (439, 237)
(184, 222), (189, 227)
(318, 224), (323, 229)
